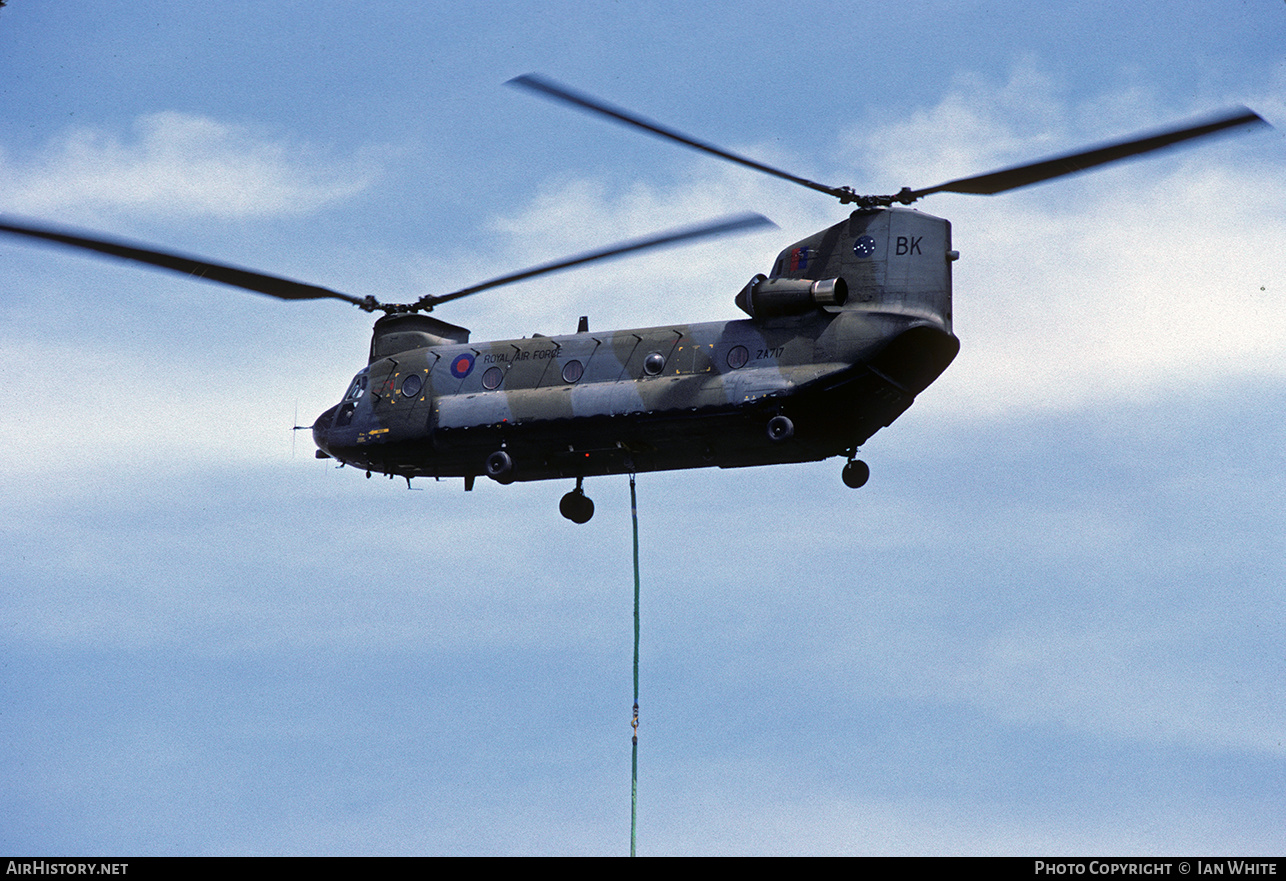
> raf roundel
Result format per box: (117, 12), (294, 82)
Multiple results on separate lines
(450, 352), (475, 379)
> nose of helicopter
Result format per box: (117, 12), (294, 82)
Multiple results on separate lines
(311, 404), (338, 458)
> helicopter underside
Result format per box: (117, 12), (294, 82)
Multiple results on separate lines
(317, 324), (960, 485)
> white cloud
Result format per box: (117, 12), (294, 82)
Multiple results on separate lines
(0, 112), (377, 221)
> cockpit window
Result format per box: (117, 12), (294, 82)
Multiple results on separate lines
(344, 373), (368, 402)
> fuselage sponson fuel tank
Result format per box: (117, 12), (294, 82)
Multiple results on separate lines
(312, 207), (961, 483)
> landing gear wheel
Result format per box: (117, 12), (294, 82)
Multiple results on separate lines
(485, 450), (515, 484)
(559, 490), (595, 524)
(842, 459), (870, 489)
(766, 414), (795, 442)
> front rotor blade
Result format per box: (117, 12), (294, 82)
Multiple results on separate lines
(418, 212), (775, 310)
(0, 217), (374, 309)
(508, 74), (857, 202)
(907, 107), (1269, 200)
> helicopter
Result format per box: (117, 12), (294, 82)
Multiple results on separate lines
(0, 76), (1268, 523)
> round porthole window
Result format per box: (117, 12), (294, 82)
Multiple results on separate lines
(643, 352), (665, 376)
(482, 366), (504, 390)
(401, 373), (422, 398)
(561, 359), (584, 383)
(726, 345), (749, 369)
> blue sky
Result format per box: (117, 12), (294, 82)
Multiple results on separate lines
(2, 0), (1285, 856)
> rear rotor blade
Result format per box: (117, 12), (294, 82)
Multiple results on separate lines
(905, 107), (1269, 201)
(416, 212), (775, 310)
(508, 74), (861, 203)
(0, 217), (377, 310)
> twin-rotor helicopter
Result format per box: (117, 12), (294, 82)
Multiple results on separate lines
(0, 75), (1268, 522)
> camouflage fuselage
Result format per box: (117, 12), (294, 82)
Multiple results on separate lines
(312, 207), (961, 485)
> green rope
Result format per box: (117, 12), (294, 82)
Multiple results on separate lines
(630, 473), (640, 857)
